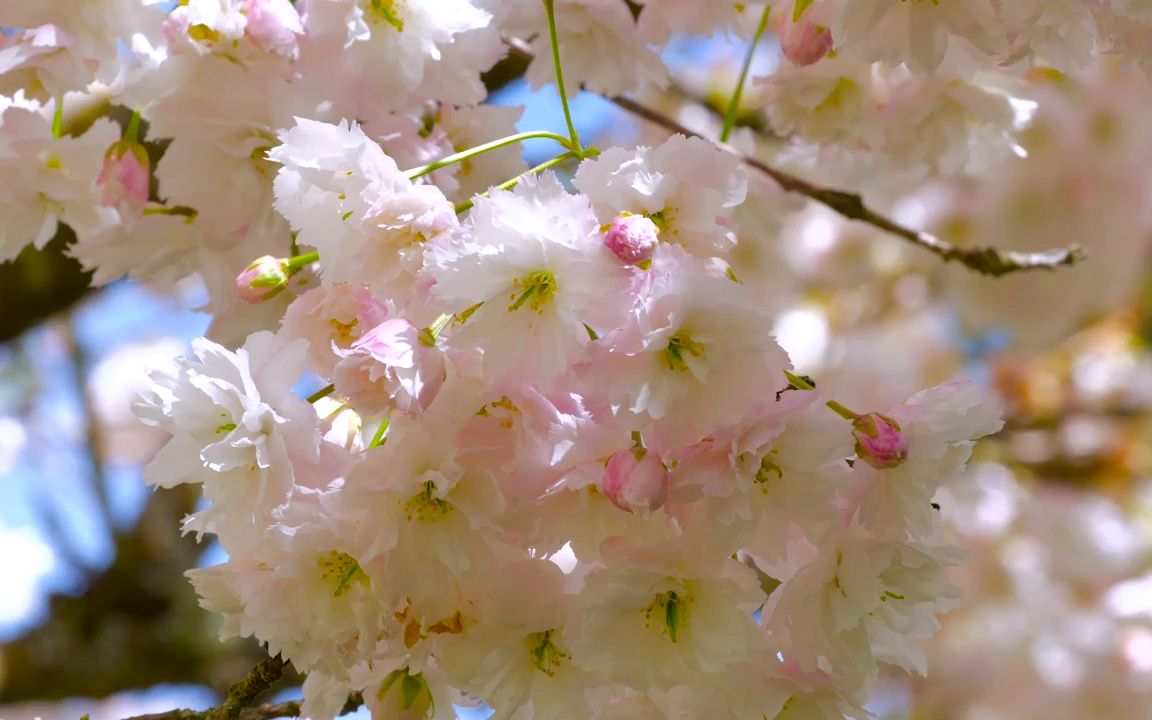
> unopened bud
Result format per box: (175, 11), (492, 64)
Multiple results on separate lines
(373, 668), (433, 720)
(852, 413), (909, 469)
(604, 213), (660, 266)
(780, 17), (832, 67)
(235, 255), (289, 303)
(98, 140), (150, 221)
(602, 448), (670, 514)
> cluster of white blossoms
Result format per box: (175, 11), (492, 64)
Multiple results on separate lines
(7, 0), (1152, 718)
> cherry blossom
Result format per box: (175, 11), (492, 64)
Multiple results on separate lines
(13, 0), (1140, 717)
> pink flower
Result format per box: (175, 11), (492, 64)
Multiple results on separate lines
(281, 285), (392, 377)
(851, 412), (909, 469)
(603, 213), (660, 266)
(242, 0), (303, 57)
(333, 318), (445, 415)
(234, 255), (289, 304)
(573, 136), (747, 259)
(97, 139), (150, 221)
(601, 448), (670, 515)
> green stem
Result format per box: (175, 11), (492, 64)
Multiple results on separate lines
(453, 152), (578, 213)
(368, 417), (390, 449)
(542, 0), (582, 151)
(404, 131), (573, 180)
(307, 383), (335, 404)
(125, 109), (142, 143)
(142, 205), (198, 219)
(419, 313), (454, 347)
(825, 400), (859, 421)
(51, 98), (64, 139)
(286, 251), (319, 273)
(719, 4), (772, 143)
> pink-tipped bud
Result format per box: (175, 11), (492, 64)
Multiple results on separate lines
(235, 255), (289, 304)
(98, 140), (150, 221)
(602, 448), (670, 515)
(242, 0), (304, 56)
(780, 17), (833, 67)
(603, 213), (660, 266)
(852, 413), (909, 469)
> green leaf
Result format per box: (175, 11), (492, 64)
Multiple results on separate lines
(793, 0), (815, 22)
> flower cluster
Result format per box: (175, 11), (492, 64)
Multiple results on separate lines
(135, 119), (1003, 718)
(9, 0), (1152, 717)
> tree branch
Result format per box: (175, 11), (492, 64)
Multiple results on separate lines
(62, 312), (114, 526)
(502, 37), (1085, 277)
(121, 692), (365, 720)
(211, 654), (287, 720)
(0, 485), (263, 704)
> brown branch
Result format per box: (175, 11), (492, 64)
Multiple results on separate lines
(211, 654), (288, 720)
(122, 692), (365, 720)
(62, 312), (114, 526)
(503, 37), (1085, 278)
(0, 485), (259, 704)
(612, 93), (1086, 276)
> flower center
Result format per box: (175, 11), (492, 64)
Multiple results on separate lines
(508, 270), (557, 314)
(475, 395), (521, 429)
(402, 480), (453, 522)
(364, 0), (405, 31)
(647, 207), (677, 236)
(813, 77), (860, 114)
(664, 331), (705, 372)
(755, 452), (783, 488)
(187, 23), (221, 44)
(329, 316), (360, 343)
(215, 410), (236, 435)
(642, 589), (690, 642)
(525, 629), (571, 677)
(317, 550), (368, 597)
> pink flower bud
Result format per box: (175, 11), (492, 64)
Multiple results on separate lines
(780, 17), (833, 67)
(602, 449), (670, 514)
(603, 213), (660, 266)
(852, 413), (909, 469)
(242, 0), (304, 56)
(235, 255), (289, 304)
(98, 140), (150, 221)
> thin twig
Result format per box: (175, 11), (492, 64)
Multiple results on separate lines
(306, 383), (335, 404)
(504, 37), (1085, 277)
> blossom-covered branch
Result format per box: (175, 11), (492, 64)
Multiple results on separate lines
(503, 38), (1085, 278)
(612, 93), (1085, 277)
